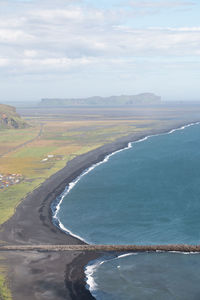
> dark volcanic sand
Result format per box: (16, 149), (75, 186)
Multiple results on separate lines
(2, 250), (99, 300)
(0, 119), (199, 300)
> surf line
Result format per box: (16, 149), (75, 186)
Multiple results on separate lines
(85, 249), (200, 295)
(52, 121), (200, 242)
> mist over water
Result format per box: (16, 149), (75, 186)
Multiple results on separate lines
(57, 123), (200, 299)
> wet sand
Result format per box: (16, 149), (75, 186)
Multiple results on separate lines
(0, 120), (199, 299)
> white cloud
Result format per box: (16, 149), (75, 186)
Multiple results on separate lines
(21, 57), (92, 68)
(0, 0), (199, 77)
(0, 29), (33, 43)
(24, 49), (38, 57)
(32, 8), (84, 21)
(129, 1), (195, 9)
(125, 0), (196, 16)
(0, 58), (9, 66)
(165, 27), (200, 32)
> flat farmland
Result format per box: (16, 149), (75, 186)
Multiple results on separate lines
(1, 104), (200, 298)
(1, 104), (200, 227)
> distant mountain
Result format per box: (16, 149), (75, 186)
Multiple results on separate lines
(39, 93), (161, 107)
(0, 104), (28, 129)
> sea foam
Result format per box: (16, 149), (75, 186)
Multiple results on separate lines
(85, 253), (137, 293)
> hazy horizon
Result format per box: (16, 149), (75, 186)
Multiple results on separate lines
(2, 95), (200, 104)
(0, 0), (200, 102)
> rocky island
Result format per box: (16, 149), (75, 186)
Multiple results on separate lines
(39, 93), (161, 107)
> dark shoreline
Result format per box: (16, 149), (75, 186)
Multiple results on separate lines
(0, 119), (199, 300)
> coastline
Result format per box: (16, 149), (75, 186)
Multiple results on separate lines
(52, 120), (200, 244)
(0, 119), (200, 300)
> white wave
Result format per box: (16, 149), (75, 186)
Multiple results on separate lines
(156, 250), (200, 255)
(169, 251), (200, 255)
(117, 253), (137, 259)
(85, 260), (105, 292)
(134, 121), (200, 146)
(56, 218), (86, 243)
(85, 254), (130, 293)
(52, 120), (200, 242)
(52, 141), (133, 241)
(85, 252), (138, 297)
(85, 247), (200, 297)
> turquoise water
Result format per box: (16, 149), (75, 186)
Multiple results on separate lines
(56, 123), (200, 299)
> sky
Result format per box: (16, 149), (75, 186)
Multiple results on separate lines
(0, 0), (200, 102)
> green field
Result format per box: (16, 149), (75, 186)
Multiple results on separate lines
(1, 104), (200, 299)
(0, 117), (159, 228)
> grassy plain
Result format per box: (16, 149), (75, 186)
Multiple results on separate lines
(0, 116), (158, 227)
(1, 104), (200, 227)
(1, 104), (200, 299)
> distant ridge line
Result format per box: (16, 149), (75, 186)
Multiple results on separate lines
(1, 244), (200, 252)
(39, 93), (161, 107)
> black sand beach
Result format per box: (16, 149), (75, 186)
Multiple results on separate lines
(0, 119), (199, 300)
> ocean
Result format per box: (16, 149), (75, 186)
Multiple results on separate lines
(54, 122), (200, 299)
(85, 252), (200, 300)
